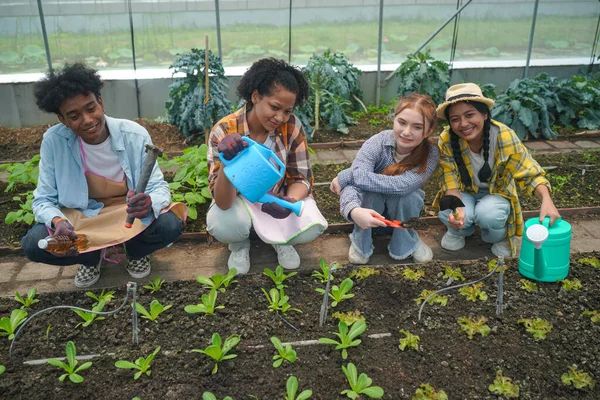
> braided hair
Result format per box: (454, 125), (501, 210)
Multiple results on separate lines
(445, 100), (492, 187)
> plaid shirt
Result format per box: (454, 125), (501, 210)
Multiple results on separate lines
(337, 129), (440, 220)
(433, 120), (550, 256)
(207, 105), (313, 195)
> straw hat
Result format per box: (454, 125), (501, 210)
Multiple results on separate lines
(436, 83), (495, 119)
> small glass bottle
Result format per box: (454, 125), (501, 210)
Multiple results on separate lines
(38, 234), (90, 253)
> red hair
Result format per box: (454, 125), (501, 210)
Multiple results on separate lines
(382, 93), (437, 176)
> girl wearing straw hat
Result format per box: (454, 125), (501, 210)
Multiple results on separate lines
(433, 83), (560, 258)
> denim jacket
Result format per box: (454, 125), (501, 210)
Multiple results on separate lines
(33, 116), (171, 228)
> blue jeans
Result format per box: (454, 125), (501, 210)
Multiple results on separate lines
(351, 190), (424, 260)
(437, 190), (510, 243)
(22, 211), (184, 267)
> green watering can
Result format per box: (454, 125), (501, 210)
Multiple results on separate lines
(518, 217), (572, 282)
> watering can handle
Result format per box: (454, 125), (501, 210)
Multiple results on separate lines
(539, 216), (562, 228)
(218, 136), (257, 166)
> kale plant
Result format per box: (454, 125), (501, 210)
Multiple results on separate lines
(394, 50), (450, 105)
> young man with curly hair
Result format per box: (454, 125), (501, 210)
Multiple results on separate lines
(21, 63), (186, 288)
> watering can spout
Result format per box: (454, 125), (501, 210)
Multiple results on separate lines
(525, 224), (549, 279)
(259, 193), (304, 216)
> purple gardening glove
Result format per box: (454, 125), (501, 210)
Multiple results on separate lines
(261, 195), (297, 219)
(50, 218), (78, 257)
(126, 189), (153, 219)
(217, 133), (248, 160)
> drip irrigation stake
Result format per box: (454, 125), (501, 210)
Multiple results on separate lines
(319, 262), (339, 327)
(496, 256), (505, 315)
(129, 281), (139, 345)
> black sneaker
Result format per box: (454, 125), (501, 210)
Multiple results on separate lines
(126, 256), (151, 279)
(74, 264), (101, 288)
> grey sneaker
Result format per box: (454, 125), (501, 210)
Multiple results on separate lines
(441, 230), (466, 251)
(348, 241), (370, 264)
(272, 244), (300, 270)
(228, 244), (251, 275)
(412, 239), (433, 263)
(491, 240), (512, 258)
(74, 264), (101, 288)
(126, 256), (151, 279)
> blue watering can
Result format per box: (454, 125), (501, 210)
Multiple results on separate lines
(518, 217), (572, 282)
(219, 137), (304, 216)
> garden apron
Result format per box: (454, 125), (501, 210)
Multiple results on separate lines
(59, 140), (186, 253)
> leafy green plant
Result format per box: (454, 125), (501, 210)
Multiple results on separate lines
(0, 365), (5, 375)
(202, 393), (232, 400)
(577, 256), (599, 268)
(143, 276), (165, 293)
(553, 74), (600, 130)
(264, 265), (297, 290)
(14, 288), (39, 308)
(489, 369), (520, 398)
(5, 190), (35, 225)
(519, 279), (538, 292)
(271, 336), (297, 368)
(547, 173), (572, 193)
(398, 329), (420, 351)
(115, 346), (161, 380)
(340, 362), (384, 399)
(394, 49), (450, 105)
(285, 376), (313, 400)
(332, 311), (365, 325)
(559, 278), (582, 291)
(412, 383), (448, 400)
(319, 320), (366, 360)
(457, 316), (491, 339)
(349, 267), (379, 280)
(166, 48), (231, 139)
(458, 282), (488, 302)
(262, 288), (301, 314)
(518, 318), (553, 340)
(47, 341), (92, 383)
(136, 299), (172, 322)
(195, 268), (238, 292)
(442, 265), (465, 282)
(561, 365), (596, 390)
(46, 324), (51, 343)
(159, 145), (211, 220)
(85, 289), (115, 306)
(312, 259), (336, 283)
(192, 333), (240, 374)
(0, 309), (27, 340)
(582, 310), (600, 323)
(184, 289), (224, 315)
(316, 277), (354, 307)
(401, 267), (425, 281)
(0, 154), (39, 192)
(72, 300), (105, 328)
(414, 290), (448, 306)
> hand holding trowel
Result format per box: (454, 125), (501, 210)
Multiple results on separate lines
(438, 194), (466, 229)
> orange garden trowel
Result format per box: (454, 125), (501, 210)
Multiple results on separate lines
(373, 216), (427, 230)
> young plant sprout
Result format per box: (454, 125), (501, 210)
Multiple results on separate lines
(488, 369), (520, 398)
(185, 289), (224, 315)
(285, 376), (313, 400)
(519, 279), (538, 292)
(559, 278), (582, 291)
(398, 329), (420, 351)
(136, 299), (172, 322)
(47, 341), (92, 383)
(518, 318), (553, 340)
(196, 268), (238, 293)
(413, 383), (448, 400)
(0, 365), (5, 375)
(401, 268), (425, 281)
(319, 320), (366, 360)
(192, 333), (240, 374)
(271, 336), (297, 368)
(312, 259), (336, 283)
(85, 289), (116, 306)
(0, 309), (27, 340)
(415, 290), (448, 306)
(582, 310), (600, 323)
(45, 325), (51, 343)
(341, 362), (384, 399)
(14, 288), (39, 308)
(577, 256), (599, 268)
(457, 316), (491, 339)
(115, 346), (161, 380)
(316, 277), (355, 307)
(72, 300), (106, 328)
(143, 276), (166, 293)
(264, 265), (297, 290)
(262, 288), (302, 313)
(202, 393), (233, 400)
(458, 282), (488, 302)
(349, 267), (379, 280)
(561, 365), (596, 390)
(332, 311), (365, 325)
(442, 265), (466, 282)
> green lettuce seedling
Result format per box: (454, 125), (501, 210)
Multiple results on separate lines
(518, 317), (552, 340)
(14, 288), (39, 308)
(559, 278), (582, 291)
(136, 300), (172, 322)
(0, 309), (27, 340)
(398, 329), (420, 351)
(443, 265), (465, 282)
(413, 383), (448, 399)
(271, 336), (297, 368)
(582, 310), (600, 323)
(264, 265), (297, 290)
(143, 276), (165, 293)
(519, 279), (538, 292)
(415, 290), (448, 306)
(285, 376), (313, 400)
(349, 267), (379, 280)
(262, 288), (302, 314)
(577, 256), (599, 268)
(47, 341), (92, 383)
(185, 289), (224, 315)
(85, 289), (115, 306)
(333, 311), (365, 325)
(312, 259), (337, 283)
(0, 365), (5, 375)
(341, 362), (384, 399)
(196, 269), (238, 293)
(561, 365), (595, 390)
(193, 333), (240, 374)
(319, 320), (366, 360)
(115, 346), (161, 380)
(72, 300), (106, 329)
(489, 369), (520, 398)
(457, 316), (491, 339)
(402, 268), (424, 281)
(316, 277), (355, 307)
(202, 393), (233, 400)
(458, 282), (488, 302)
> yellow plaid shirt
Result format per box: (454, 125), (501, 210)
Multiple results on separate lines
(433, 120), (550, 256)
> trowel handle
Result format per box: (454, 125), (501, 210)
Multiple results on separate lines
(260, 193), (304, 217)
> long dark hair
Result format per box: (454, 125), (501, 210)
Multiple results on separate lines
(444, 101), (492, 187)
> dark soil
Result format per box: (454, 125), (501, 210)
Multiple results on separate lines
(1, 252), (599, 399)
